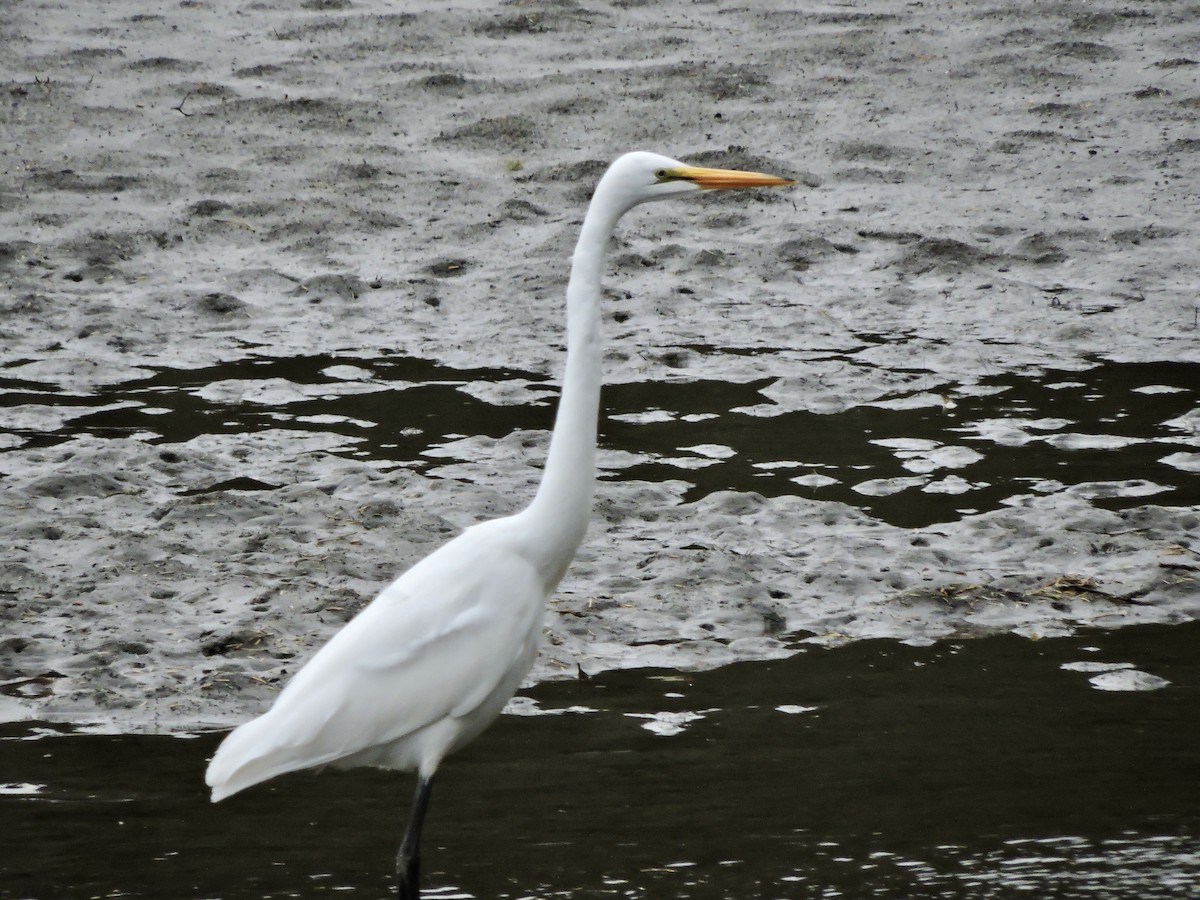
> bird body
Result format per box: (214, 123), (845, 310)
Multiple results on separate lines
(205, 151), (793, 898)
(206, 515), (547, 800)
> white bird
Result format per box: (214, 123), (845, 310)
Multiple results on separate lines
(204, 151), (793, 899)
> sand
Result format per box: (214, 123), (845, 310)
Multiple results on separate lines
(1, 0), (1198, 731)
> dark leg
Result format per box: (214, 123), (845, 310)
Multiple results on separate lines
(397, 775), (433, 900)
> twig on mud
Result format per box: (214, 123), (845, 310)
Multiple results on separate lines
(1030, 574), (1107, 600)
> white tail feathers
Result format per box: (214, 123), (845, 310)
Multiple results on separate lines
(205, 715), (317, 802)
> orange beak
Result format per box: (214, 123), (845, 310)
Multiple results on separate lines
(668, 165), (795, 190)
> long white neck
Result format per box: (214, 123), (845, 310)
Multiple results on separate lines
(520, 194), (623, 589)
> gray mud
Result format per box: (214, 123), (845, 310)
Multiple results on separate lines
(1, 0), (1198, 731)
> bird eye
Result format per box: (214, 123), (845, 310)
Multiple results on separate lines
(654, 169), (668, 180)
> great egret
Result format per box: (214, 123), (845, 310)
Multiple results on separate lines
(204, 151), (794, 898)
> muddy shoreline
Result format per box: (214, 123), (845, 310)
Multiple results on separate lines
(1, 0), (1198, 731)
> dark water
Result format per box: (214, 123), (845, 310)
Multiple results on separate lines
(2, 358), (1197, 896)
(2, 622), (1198, 898)
(2, 356), (1197, 527)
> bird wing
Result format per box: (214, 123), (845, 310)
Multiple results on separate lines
(206, 522), (546, 799)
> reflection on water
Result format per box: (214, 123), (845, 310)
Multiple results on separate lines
(2, 622), (1197, 898)
(1, 356), (1195, 527)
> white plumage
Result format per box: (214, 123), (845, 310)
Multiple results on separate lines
(207, 519), (544, 800)
(205, 151), (793, 899)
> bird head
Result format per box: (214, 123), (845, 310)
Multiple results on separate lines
(598, 151), (794, 213)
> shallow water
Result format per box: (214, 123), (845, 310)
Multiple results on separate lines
(2, 0), (1198, 892)
(2, 356), (1196, 527)
(3, 354), (1197, 895)
(2, 622), (1197, 898)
